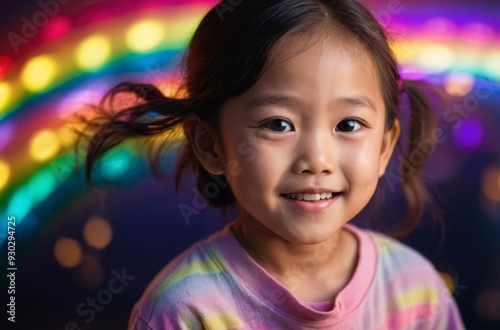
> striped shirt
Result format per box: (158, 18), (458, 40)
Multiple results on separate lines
(129, 222), (464, 329)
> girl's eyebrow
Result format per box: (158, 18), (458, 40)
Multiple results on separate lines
(335, 95), (377, 112)
(245, 93), (301, 110)
(245, 93), (377, 112)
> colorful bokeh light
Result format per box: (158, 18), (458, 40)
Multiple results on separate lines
(76, 35), (112, 70)
(453, 117), (485, 150)
(54, 238), (82, 268)
(21, 55), (57, 92)
(126, 20), (164, 52)
(29, 129), (61, 162)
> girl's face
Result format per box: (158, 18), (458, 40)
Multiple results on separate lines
(214, 34), (400, 244)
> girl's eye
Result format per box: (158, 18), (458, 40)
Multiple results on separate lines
(261, 118), (293, 132)
(336, 119), (363, 133)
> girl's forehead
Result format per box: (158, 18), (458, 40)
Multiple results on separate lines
(266, 28), (375, 75)
(262, 30), (378, 83)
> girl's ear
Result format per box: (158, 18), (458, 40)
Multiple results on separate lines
(184, 116), (225, 175)
(379, 119), (401, 177)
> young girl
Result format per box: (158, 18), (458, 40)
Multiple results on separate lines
(78, 0), (465, 328)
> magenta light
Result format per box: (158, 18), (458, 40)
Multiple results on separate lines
(461, 23), (495, 45)
(453, 118), (485, 150)
(41, 15), (72, 42)
(422, 18), (457, 39)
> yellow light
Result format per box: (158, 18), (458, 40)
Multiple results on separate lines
(29, 129), (60, 162)
(482, 168), (500, 202)
(390, 40), (416, 64)
(485, 51), (500, 81)
(0, 82), (12, 112)
(417, 44), (455, 73)
(57, 125), (77, 146)
(21, 55), (57, 92)
(54, 238), (82, 268)
(0, 160), (10, 190)
(83, 215), (113, 249)
(443, 72), (475, 97)
(76, 35), (111, 70)
(454, 47), (482, 72)
(439, 272), (455, 293)
(126, 20), (164, 52)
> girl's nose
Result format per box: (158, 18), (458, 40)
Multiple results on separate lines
(291, 130), (336, 175)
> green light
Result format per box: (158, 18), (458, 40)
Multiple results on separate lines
(7, 187), (33, 225)
(27, 167), (57, 204)
(100, 147), (133, 181)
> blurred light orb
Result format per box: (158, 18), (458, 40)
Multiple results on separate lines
(452, 117), (484, 150)
(443, 72), (475, 97)
(482, 167), (500, 202)
(476, 290), (500, 321)
(390, 40), (416, 64)
(439, 272), (455, 293)
(417, 44), (455, 73)
(27, 167), (57, 205)
(423, 18), (457, 39)
(74, 255), (104, 288)
(454, 47), (482, 72)
(29, 129), (61, 162)
(21, 55), (57, 92)
(100, 148), (133, 180)
(83, 215), (113, 249)
(41, 15), (72, 41)
(0, 82), (12, 113)
(126, 20), (164, 52)
(57, 125), (77, 146)
(0, 160), (10, 190)
(76, 35), (111, 70)
(7, 186), (33, 223)
(54, 238), (82, 268)
(484, 51), (500, 81)
(462, 23), (494, 44)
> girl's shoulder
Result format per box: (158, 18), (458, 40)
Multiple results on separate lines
(367, 227), (437, 272)
(346, 223), (447, 292)
(347, 224), (449, 293)
(129, 224), (237, 327)
(347, 226), (464, 329)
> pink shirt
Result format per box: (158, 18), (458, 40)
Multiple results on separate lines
(129, 222), (464, 329)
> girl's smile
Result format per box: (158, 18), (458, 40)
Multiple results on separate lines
(280, 190), (342, 213)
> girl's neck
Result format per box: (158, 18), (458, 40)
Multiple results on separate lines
(230, 218), (359, 302)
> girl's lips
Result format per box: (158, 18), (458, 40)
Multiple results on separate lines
(280, 193), (341, 213)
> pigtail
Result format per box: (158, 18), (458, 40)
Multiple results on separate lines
(74, 82), (192, 187)
(391, 79), (441, 237)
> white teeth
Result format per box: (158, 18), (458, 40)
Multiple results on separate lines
(304, 193), (320, 201)
(284, 192), (335, 201)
